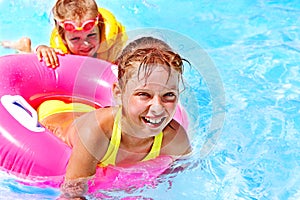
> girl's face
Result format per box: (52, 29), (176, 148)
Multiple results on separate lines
(119, 65), (180, 138)
(64, 26), (100, 57)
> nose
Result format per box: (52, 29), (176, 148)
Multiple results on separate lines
(149, 96), (164, 115)
(83, 40), (90, 46)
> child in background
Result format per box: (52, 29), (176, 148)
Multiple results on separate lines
(48, 36), (192, 198)
(1, 0), (126, 67)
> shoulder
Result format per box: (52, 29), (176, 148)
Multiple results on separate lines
(161, 119), (192, 159)
(68, 107), (116, 160)
(74, 107), (114, 130)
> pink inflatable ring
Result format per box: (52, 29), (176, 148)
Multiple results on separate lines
(0, 54), (188, 186)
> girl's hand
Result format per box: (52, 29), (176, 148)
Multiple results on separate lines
(36, 45), (64, 69)
(59, 177), (90, 199)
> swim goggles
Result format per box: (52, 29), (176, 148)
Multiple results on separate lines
(57, 15), (99, 32)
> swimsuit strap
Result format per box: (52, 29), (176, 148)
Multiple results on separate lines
(99, 108), (163, 167)
(142, 131), (163, 161)
(99, 108), (122, 167)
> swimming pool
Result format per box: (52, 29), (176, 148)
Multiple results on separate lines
(1, 0), (300, 199)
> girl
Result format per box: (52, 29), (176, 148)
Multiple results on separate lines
(58, 36), (192, 198)
(1, 0), (126, 67)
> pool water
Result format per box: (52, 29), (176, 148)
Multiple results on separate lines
(1, 0), (300, 199)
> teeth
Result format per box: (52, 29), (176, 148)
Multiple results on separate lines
(144, 117), (163, 124)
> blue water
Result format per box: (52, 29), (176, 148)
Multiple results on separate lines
(1, 0), (300, 199)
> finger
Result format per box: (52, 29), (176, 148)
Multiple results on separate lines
(43, 48), (58, 68)
(46, 52), (56, 68)
(47, 51), (57, 68)
(40, 51), (52, 67)
(36, 50), (43, 61)
(51, 51), (60, 67)
(45, 56), (52, 67)
(54, 48), (65, 55)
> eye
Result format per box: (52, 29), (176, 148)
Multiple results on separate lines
(69, 37), (80, 42)
(163, 92), (177, 101)
(137, 92), (151, 97)
(136, 92), (151, 100)
(87, 33), (97, 38)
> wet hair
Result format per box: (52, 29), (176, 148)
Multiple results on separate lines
(52, 0), (103, 43)
(116, 37), (186, 90)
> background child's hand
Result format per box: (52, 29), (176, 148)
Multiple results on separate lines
(36, 45), (64, 69)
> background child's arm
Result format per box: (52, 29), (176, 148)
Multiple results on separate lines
(36, 45), (64, 68)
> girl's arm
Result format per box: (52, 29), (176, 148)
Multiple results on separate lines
(60, 122), (99, 198)
(59, 108), (113, 198)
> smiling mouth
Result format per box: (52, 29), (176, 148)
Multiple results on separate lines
(80, 48), (93, 53)
(142, 116), (166, 126)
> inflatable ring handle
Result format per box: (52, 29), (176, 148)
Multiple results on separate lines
(1, 95), (45, 132)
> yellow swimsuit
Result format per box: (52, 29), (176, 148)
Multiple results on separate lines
(99, 108), (163, 167)
(37, 100), (95, 121)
